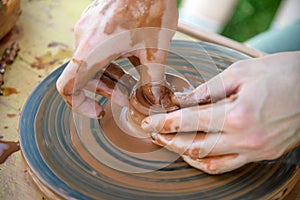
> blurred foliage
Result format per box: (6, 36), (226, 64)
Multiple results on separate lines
(177, 0), (182, 8)
(220, 0), (283, 42)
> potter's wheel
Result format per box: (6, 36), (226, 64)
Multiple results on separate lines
(20, 40), (300, 199)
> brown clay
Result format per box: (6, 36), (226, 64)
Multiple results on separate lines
(0, 140), (20, 164)
(127, 73), (193, 127)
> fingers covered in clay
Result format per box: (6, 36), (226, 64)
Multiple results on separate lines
(142, 95), (237, 133)
(57, 0), (178, 118)
(103, 62), (137, 90)
(182, 154), (246, 174)
(150, 131), (246, 174)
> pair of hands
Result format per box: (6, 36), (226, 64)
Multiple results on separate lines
(56, 0), (300, 174)
(142, 51), (300, 174)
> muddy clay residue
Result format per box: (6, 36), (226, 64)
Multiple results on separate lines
(47, 42), (69, 49)
(1, 87), (19, 96)
(0, 140), (20, 164)
(6, 113), (17, 118)
(0, 42), (20, 95)
(31, 48), (72, 69)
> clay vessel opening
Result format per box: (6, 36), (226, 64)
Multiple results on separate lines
(100, 72), (193, 153)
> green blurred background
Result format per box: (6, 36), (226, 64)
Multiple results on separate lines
(178, 0), (283, 42)
(221, 0), (283, 42)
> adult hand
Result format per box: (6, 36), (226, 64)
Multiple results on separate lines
(142, 51), (300, 174)
(56, 0), (178, 118)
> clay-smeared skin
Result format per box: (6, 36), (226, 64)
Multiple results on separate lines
(127, 56), (175, 106)
(56, 0), (178, 118)
(103, 0), (165, 34)
(143, 52), (300, 174)
(63, 60), (136, 109)
(144, 95), (237, 133)
(102, 62), (137, 90)
(142, 82), (174, 107)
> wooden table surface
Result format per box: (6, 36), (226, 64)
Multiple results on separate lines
(0, 0), (299, 199)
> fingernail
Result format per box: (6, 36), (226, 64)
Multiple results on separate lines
(174, 92), (184, 96)
(173, 92), (183, 99)
(150, 133), (166, 146)
(150, 132), (158, 140)
(141, 118), (151, 130)
(155, 134), (171, 146)
(98, 111), (105, 119)
(208, 162), (217, 172)
(150, 132), (162, 146)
